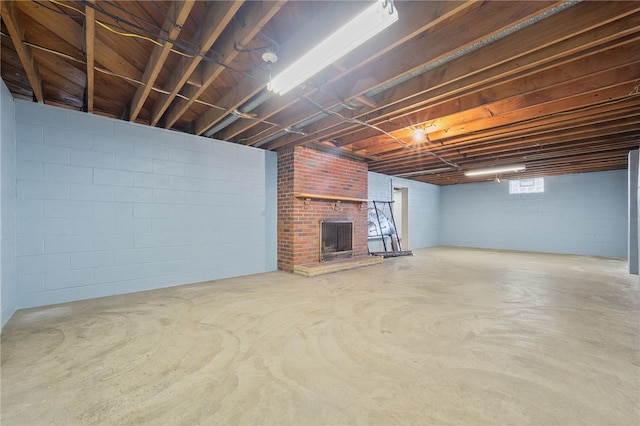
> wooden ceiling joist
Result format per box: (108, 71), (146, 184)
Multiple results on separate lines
(1, 0), (44, 102)
(216, 0), (478, 143)
(266, 4), (640, 152)
(366, 100), (640, 164)
(166, 0), (286, 132)
(128, 0), (195, 122)
(17, 0), (142, 89)
(259, 1), (565, 151)
(149, 0), (244, 126)
(84, 0), (95, 112)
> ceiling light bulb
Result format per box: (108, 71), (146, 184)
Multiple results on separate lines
(413, 128), (425, 142)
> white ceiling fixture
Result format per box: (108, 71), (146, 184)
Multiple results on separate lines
(261, 50), (278, 64)
(268, 0), (399, 96)
(464, 165), (526, 177)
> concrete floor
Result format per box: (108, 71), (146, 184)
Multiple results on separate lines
(1, 247), (639, 425)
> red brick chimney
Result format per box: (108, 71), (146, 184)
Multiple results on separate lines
(277, 146), (368, 271)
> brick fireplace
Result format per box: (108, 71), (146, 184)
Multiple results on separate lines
(277, 146), (369, 272)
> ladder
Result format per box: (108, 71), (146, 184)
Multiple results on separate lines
(367, 200), (413, 258)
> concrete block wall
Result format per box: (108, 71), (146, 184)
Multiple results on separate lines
(630, 150), (640, 274)
(368, 172), (440, 249)
(14, 100), (277, 309)
(440, 170), (628, 257)
(1, 80), (17, 326)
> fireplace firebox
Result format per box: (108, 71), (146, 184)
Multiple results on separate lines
(320, 221), (354, 261)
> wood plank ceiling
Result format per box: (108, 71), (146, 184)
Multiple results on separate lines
(2, 0), (639, 185)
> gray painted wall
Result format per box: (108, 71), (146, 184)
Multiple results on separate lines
(368, 172), (440, 249)
(13, 100), (277, 310)
(1, 80), (17, 327)
(629, 150), (639, 274)
(440, 170), (628, 257)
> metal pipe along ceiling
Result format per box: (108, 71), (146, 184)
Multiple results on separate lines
(202, 91), (274, 137)
(365, 0), (581, 98)
(205, 0), (581, 147)
(253, 104), (347, 148)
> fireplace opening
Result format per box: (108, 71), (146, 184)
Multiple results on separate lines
(320, 221), (354, 261)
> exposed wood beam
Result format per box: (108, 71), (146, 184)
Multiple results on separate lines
(339, 45), (638, 151)
(17, 0), (142, 88)
(260, 0), (564, 150)
(84, 0), (95, 112)
(129, 0), (195, 122)
(149, 1), (244, 127)
(357, 103), (640, 168)
(454, 132), (640, 166)
(509, 139), (640, 163)
(368, 117), (640, 172)
(1, 0), (44, 102)
(368, 3), (640, 122)
(428, 76), (640, 142)
(366, 100), (640, 165)
(344, 11), (640, 144)
(363, 110), (640, 160)
(374, 135), (640, 178)
(216, 0), (477, 142)
(279, 8), (640, 151)
(33, 48), (86, 95)
(165, 0), (286, 131)
(383, 118), (640, 158)
(357, 48), (640, 150)
(441, 119), (640, 158)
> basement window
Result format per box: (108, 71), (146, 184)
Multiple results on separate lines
(509, 177), (544, 194)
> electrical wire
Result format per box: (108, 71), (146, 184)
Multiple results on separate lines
(235, 122), (281, 142)
(48, 0), (193, 57)
(34, 0), (181, 50)
(87, 0), (201, 54)
(150, 0), (179, 29)
(299, 95), (460, 169)
(31, 0), (83, 17)
(0, 31), (228, 112)
(37, 0), (259, 81)
(97, 0), (174, 35)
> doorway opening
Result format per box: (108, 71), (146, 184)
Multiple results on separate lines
(393, 187), (409, 249)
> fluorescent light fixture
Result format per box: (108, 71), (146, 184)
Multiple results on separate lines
(464, 165), (526, 177)
(268, 0), (398, 95)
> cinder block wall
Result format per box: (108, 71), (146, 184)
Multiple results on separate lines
(14, 100), (277, 309)
(1, 80), (17, 326)
(440, 171), (628, 257)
